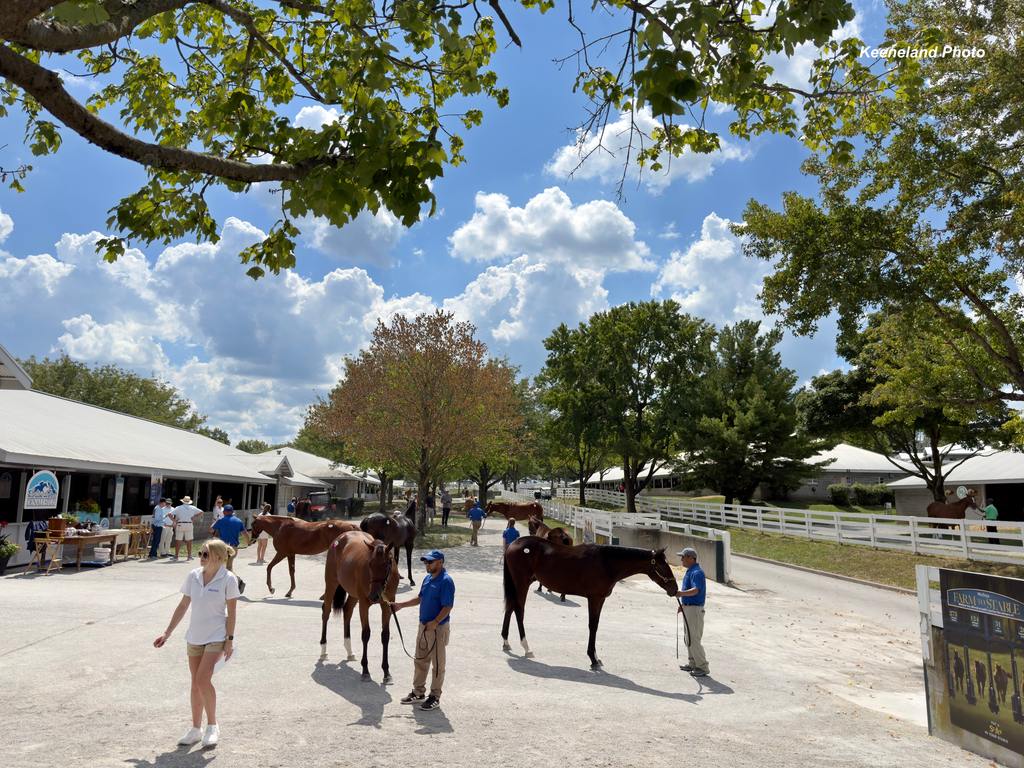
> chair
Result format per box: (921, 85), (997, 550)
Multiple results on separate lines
(127, 524), (151, 558)
(27, 518), (67, 574)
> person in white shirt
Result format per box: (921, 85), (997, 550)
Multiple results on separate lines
(158, 498), (175, 556)
(154, 538), (239, 749)
(213, 496), (224, 520)
(171, 496), (203, 561)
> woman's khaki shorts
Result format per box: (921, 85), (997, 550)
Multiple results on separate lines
(186, 641), (225, 657)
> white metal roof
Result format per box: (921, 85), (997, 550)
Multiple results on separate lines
(0, 343), (31, 391)
(0, 388), (271, 483)
(889, 450), (1024, 488)
(574, 461), (678, 486)
(254, 446), (379, 485)
(233, 453), (331, 489)
(810, 443), (912, 474)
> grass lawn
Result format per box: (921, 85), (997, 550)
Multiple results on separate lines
(416, 522), (472, 549)
(728, 528), (1024, 590)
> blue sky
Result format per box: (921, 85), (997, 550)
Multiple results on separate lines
(0, 4), (886, 443)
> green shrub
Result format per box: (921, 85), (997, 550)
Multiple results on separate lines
(850, 483), (894, 506)
(828, 484), (851, 506)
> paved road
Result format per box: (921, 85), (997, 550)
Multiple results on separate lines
(3, 525), (986, 768)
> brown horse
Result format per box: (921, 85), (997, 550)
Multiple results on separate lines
(320, 530), (399, 682)
(975, 660), (987, 696)
(528, 516), (572, 600)
(489, 500), (543, 521)
(502, 537), (677, 668)
(251, 515), (359, 597)
(953, 651), (965, 692)
(927, 489), (980, 519)
(995, 664), (1010, 705)
(360, 511), (417, 585)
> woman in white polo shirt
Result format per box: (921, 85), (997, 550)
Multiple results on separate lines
(153, 538), (239, 749)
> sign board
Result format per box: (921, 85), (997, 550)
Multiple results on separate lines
(940, 569), (1024, 755)
(957, 485), (969, 499)
(149, 474), (163, 505)
(24, 470), (59, 509)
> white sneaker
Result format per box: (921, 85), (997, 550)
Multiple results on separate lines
(177, 727), (202, 746)
(202, 724), (219, 747)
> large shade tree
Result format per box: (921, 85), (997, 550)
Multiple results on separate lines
(0, 1), (877, 274)
(742, 0), (1024, 421)
(312, 310), (517, 532)
(682, 320), (823, 504)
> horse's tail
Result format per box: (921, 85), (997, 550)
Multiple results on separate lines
(503, 551), (518, 613)
(331, 584), (347, 616)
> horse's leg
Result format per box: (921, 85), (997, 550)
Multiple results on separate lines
(501, 557), (517, 651)
(380, 601), (393, 684)
(406, 540), (415, 586)
(285, 554), (297, 598)
(320, 580), (334, 654)
(265, 550), (287, 594)
(343, 595), (357, 661)
(359, 599), (372, 681)
(586, 595), (607, 668)
(560, 593), (566, 602)
(514, 580), (532, 658)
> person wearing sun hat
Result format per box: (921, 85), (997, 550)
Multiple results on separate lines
(392, 549), (455, 711)
(170, 495), (203, 561)
(675, 547), (709, 677)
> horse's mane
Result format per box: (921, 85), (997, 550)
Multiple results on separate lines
(598, 545), (664, 562)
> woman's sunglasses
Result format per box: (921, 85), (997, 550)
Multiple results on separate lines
(199, 551), (209, 559)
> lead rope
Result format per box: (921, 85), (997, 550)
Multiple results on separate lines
(389, 604), (438, 662)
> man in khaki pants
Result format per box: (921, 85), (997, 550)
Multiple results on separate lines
(393, 549), (455, 710)
(675, 547), (709, 677)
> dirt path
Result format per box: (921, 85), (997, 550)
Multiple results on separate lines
(3, 524), (986, 767)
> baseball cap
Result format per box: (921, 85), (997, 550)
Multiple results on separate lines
(223, 504), (234, 514)
(676, 547), (698, 558)
(420, 549), (445, 562)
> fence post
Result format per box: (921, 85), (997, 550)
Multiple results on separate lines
(757, 507), (764, 533)
(909, 517), (919, 555)
(961, 519), (970, 559)
(869, 516), (877, 548)
(834, 512), (842, 543)
(804, 511), (812, 539)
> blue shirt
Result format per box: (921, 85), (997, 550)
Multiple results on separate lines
(502, 527), (520, 544)
(418, 569), (455, 625)
(212, 515), (245, 547)
(680, 563), (706, 606)
(287, 502), (296, 514)
(152, 505), (168, 527)
(467, 504), (486, 521)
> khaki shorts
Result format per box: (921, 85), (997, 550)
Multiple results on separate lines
(175, 522), (194, 541)
(186, 641), (225, 657)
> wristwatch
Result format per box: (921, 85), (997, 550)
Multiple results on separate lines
(227, 635), (234, 641)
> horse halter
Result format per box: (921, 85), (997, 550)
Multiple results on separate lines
(369, 544), (393, 599)
(650, 550), (677, 589)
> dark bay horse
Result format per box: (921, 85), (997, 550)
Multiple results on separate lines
(251, 515), (359, 597)
(502, 537), (678, 668)
(320, 530), (399, 682)
(528, 516), (572, 600)
(360, 511), (417, 585)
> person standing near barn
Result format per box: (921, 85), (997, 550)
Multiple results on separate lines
(502, 519), (520, 552)
(171, 496), (203, 561)
(675, 547), (709, 677)
(211, 504), (246, 595)
(985, 498), (1000, 544)
(466, 500), (486, 546)
(149, 498), (169, 559)
(440, 487), (452, 528)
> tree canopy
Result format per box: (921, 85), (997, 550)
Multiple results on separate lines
(22, 353), (229, 436)
(311, 310), (518, 531)
(0, 0), (875, 274)
(235, 438), (271, 453)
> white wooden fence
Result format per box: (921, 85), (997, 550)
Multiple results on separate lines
(551, 487), (1024, 564)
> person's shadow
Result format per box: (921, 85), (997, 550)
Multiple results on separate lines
(412, 705), (454, 734)
(311, 658), (393, 727)
(692, 675), (734, 695)
(506, 657), (702, 702)
(125, 748), (218, 767)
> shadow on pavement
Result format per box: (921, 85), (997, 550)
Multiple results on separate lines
(247, 597), (322, 608)
(693, 675), (735, 695)
(412, 705), (454, 734)
(311, 658), (393, 727)
(506, 657), (701, 703)
(125, 748), (218, 767)
(534, 589), (580, 608)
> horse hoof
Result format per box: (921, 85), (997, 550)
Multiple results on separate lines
(382, 674), (393, 685)
(502, 642), (511, 652)
(361, 672), (371, 682)
(591, 660), (603, 669)
(268, 587), (275, 594)
(285, 592), (293, 599)
(525, 651), (535, 659)
(347, 654), (356, 662)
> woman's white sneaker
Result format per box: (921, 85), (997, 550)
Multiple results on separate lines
(202, 724), (220, 747)
(177, 727), (202, 746)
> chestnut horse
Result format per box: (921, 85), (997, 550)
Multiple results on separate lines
(502, 537), (677, 668)
(488, 500), (543, 522)
(360, 511), (417, 585)
(926, 490), (980, 520)
(528, 515), (572, 600)
(251, 515), (359, 597)
(320, 530), (399, 681)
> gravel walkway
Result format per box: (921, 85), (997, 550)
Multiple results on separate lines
(3, 523), (987, 767)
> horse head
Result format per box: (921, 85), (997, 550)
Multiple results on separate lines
(365, 539), (393, 603)
(648, 548), (678, 597)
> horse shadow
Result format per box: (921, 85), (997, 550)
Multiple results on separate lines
(251, 597), (323, 608)
(311, 658), (393, 727)
(124, 749), (217, 767)
(506, 657), (701, 703)
(535, 590), (581, 608)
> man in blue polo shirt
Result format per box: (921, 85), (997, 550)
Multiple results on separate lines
(466, 500), (486, 546)
(211, 505), (246, 594)
(393, 549), (454, 710)
(675, 547), (708, 677)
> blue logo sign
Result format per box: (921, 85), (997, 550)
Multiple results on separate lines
(25, 470), (59, 509)
(947, 588), (1024, 622)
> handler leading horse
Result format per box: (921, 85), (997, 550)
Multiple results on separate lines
(320, 530), (399, 682)
(502, 537), (677, 668)
(251, 515), (359, 597)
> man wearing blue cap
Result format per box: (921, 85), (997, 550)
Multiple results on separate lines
(675, 547), (708, 677)
(392, 549), (455, 710)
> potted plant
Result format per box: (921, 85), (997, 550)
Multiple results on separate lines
(0, 530), (19, 575)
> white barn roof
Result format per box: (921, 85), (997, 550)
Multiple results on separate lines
(254, 447), (379, 485)
(0, 343), (31, 391)
(233, 453), (330, 489)
(0, 388), (270, 484)
(889, 450), (1024, 488)
(811, 443), (912, 474)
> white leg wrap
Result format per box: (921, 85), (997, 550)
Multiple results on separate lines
(521, 638), (533, 657)
(344, 638), (353, 657)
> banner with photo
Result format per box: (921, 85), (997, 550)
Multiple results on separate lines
(940, 569), (1024, 754)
